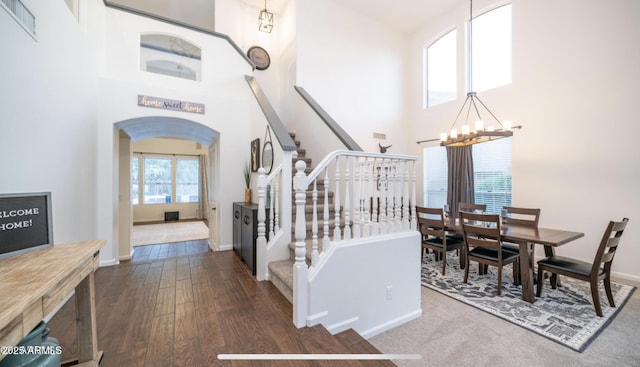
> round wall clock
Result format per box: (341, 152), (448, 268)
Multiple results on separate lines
(247, 46), (270, 70)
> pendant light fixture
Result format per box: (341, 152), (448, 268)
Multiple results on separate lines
(438, 0), (519, 147)
(258, 0), (274, 33)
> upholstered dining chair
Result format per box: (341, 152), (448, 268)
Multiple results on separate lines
(500, 207), (541, 285)
(460, 211), (519, 296)
(536, 218), (629, 317)
(417, 207), (464, 275)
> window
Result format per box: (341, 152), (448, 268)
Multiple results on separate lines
(132, 155), (200, 205)
(143, 157), (172, 204)
(140, 34), (202, 81)
(1, 0), (36, 37)
(470, 4), (512, 92)
(423, 138), (512, 214)
(132, 156), (139, 205)
(425, 29), (457, 108)
(471, 138), (512, 213)
(176, 158), (199, 203)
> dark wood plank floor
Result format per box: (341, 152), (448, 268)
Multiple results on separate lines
(48, 242), (394, 367)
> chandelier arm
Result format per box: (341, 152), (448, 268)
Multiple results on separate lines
(469, 96), (482, 123)
(473, 95), (504, 127)
(449, 94), (472, 131)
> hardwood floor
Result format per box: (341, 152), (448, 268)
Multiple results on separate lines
(48, 242), (393, 367)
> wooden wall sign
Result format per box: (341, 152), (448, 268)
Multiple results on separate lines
(137, 95), (205, 114)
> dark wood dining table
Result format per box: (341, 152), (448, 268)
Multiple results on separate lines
(444, 218), (584, 303)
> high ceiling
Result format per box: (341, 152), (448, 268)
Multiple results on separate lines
(110, 0), (463, 34)
(243, 0), (462, 33)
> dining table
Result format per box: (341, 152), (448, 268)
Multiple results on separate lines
(444, 217), (584, 303)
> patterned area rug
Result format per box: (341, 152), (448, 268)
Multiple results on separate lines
(132, 221), (209, 247)
(421, 253), (635, 352)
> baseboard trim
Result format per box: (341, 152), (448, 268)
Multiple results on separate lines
(326, 316), (359, 335)
(306, 311), (328, 327)
(100, 258), (118, 267)
(359, 308), (423, 339)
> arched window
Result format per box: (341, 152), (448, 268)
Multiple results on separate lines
(424, 29), (457, 108)
(470, 4), (512, 92)
(140, 34), (201, 81)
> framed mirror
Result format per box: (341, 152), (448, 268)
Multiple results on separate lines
(262, 127), (274, 174)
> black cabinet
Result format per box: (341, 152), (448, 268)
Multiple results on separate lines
(232, 203), (269, 275)
(232, 203), (242, 257)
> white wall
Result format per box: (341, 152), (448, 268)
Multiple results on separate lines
(0, 1), (99, 245)
(407, 0), (640, 281)
(95, 7), (258, 263)
(308, 232), (422, 338)
(295, 0), (410, 155)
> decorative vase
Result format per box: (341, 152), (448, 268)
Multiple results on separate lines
(244, 188), (252, 203)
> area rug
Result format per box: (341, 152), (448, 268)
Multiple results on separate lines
(132, 221), (209, 247)
(421, 253), (635, 352)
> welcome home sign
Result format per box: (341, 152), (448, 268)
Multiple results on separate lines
(137, 95), (205, 114)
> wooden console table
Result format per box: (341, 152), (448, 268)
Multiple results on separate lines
(0, 240), (105, 366)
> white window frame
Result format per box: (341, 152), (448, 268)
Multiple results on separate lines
(424, 28), (457, 108)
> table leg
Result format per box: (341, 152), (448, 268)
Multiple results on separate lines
(519, 242), (534, 303)
(75, 272), (98, 364)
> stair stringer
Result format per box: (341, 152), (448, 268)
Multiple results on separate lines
(305, 231), (423, 339)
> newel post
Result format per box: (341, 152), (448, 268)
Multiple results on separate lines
(293, 160), (309, 327)
(256, 167), (268, 281)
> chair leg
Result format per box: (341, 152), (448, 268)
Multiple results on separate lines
(464, 260), (470, 284)
(512, 262), (521, 285)
(497, 266), (502, 296)
(604, 276), (615, 307)
(536, 267), (544, 297)
(590, 281), (603, 317)
(550, 273), (558, 289)
(441, 251), (447, 275)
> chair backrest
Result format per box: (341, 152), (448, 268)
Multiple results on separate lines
(416, 206), (446, 239)
(460, 211), (502, 254)
(459, 202), (486, 214)
(592, 218), (629, 274)
(502, 207), (541, 228)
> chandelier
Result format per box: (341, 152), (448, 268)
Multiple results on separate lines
(439, 92), (516, 147)
(439, 0), (519, 147)
(258, 0), (274, 33)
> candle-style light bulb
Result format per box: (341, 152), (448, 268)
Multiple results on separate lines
(475, 119), (484, 132)
(440, 132), (448, 141)
(462, 125), (470, 135)
(450, 129), (458, 139)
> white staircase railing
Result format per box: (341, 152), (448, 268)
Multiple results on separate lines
(256, 151), (294, 281)
(290, 150), (418, 327)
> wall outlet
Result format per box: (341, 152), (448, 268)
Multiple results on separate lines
(386, 285), (393, 300)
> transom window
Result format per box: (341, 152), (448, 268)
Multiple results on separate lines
(424, 3), (512, 107)
(424, 29), (457, 108)
(140, 34), (202, 81)
(471, 4), (512, 92)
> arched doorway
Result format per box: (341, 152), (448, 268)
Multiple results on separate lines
(115, 116), (220, 261)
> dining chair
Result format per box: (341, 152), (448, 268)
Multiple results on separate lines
(458, 202), (487, 214)
(417, 207), (464, 275)
(448, 202), (488, 242)
(460, 211), (519, 296)
(536, 218), (629, 317)
(500, 207), (541, 285)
